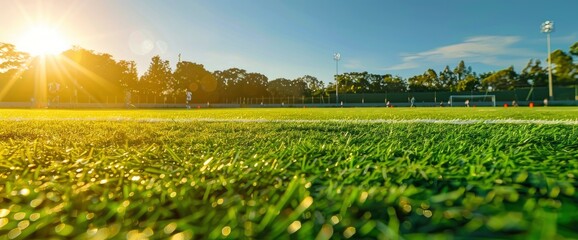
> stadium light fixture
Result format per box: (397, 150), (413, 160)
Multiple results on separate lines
(541, 20), (554, 100)
(334, 53), (340, 105)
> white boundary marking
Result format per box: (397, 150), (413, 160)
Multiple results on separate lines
(3, 117), (578, 125)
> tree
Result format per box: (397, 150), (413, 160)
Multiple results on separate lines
(550, 49), (576, 85)
(481, 66), (517, 91)
(0, 43), (29, 73)
(350, 72), (370, 93)
(53, 47), (127, 103)
(570, 42), (578, 84)
(570, 42), (578, 57)
(408, 75), (426, 91)
(381, 74), (406, 92)
(267, 77), (306, 102)
(139, 55), (173, 97)
(367, 74), (385, 92)
(453, 61), (474, 91)
(173, 61), (208, 92)
(295, 75), (324, 97)
(213, 68), (247, 101)
(0, 43), (30, 101)
(242, 72), (269, 99)
(173, 61), (220, 102)
(456, 74), (479, 92)
(518, 59), (547, 87)
(336, 72), (379, 94)
(453, 61), (466, 84)
(363, 73), (385, 93)
(213, 68), (268, 101)
(335, 73), (353, 94)
(408, 69), (438, 91)
(290, 77), (307, 98)
(439, 66), (455, 91)
(267, 78), (292, 99)
(118, 60), (138, 91)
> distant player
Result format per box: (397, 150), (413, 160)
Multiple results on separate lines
(465, 99), (470, 107)
(186, 90), (192, 109)
(410, 97), (415, 107)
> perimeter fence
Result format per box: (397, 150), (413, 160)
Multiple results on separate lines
(2, 86), (577, 108)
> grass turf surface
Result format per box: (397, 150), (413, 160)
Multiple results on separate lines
(1, 107), (578, 239)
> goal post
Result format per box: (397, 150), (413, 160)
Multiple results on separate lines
(449, 95), (496, 107)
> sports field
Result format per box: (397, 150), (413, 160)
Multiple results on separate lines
(1, 107), (578, 239)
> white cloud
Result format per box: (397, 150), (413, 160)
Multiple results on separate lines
(552, 32), (578, 44)
(384, 36), (539, 71)
(383, 61), (419, 71)
(342, 58), (365, 70)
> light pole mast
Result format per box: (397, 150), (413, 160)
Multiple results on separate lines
(334, 53), (340, 105)
(541, 20), (554, 100)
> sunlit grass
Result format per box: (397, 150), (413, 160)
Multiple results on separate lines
(1, 108), (578, 239)
(2, 106), (578, 121)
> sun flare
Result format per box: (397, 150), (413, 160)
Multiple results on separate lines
(18, 26), (70, 56)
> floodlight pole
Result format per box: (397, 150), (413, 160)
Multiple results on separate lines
(541, 21), (554, 100)
(546, 32), (553, 99)
(334, 53), (340, 105)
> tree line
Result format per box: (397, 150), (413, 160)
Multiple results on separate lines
(0, 42), (577, 104)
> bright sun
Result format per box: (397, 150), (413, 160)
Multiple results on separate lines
(18, 26), (70, 56)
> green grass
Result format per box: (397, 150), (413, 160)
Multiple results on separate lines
(3, 106), (578, 120)
(1, 108), (578, 239)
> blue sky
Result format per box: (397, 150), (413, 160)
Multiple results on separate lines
(1, 0), (577, 84)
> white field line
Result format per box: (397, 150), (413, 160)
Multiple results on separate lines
(2, 117), (578, 125)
